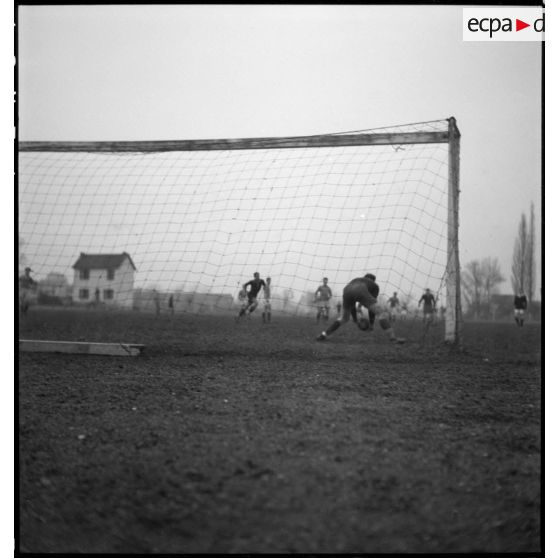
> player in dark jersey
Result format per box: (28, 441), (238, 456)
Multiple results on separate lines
(316, 274), (404, 342)
(418, 288), (437, 322)
(418, 288), (437, 341)
(236, 272), (266, 320)
(514, 291), (528, 327)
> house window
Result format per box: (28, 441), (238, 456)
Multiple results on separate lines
(79, 269), (89, 280)
(79, 289), (89, 299)
(103, 289), (114, 300)
(107, 269), (115, 280)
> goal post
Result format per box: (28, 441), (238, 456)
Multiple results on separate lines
(446, 117), (462, 347)
(18, 118), (462, 346)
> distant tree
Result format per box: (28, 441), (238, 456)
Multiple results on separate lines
(482, 257), (505, 303)
(462, 260), (483, 319)
(511, 203), (536, 301)
(511, 213), (527, 296)
(462, 257), (505, 319)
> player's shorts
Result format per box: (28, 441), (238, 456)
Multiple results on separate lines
(341, 284), (377, 322)
(263, 299), (271, 311)
(514, 308), (525, 317)
(246, 295), (260, 308)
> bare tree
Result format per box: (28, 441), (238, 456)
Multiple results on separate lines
(511, 203), (536, 301)
(482, 257), (505, 302)
(462, 257), (505, 319)
(462, 260), (483, 319)
(511, 213), (528, 296)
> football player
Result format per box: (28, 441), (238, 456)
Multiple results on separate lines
(316, 274), (404, 343)
(514, 291), (528, 327)
(237, 272), (266, 320)
(314, 277), (333, 322)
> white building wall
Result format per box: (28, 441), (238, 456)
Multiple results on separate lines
(72, 259), (135, 308)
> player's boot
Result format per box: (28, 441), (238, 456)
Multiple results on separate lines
(316, 332), (327, 341)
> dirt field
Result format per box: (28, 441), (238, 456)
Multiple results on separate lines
(18, 308), (541, 553)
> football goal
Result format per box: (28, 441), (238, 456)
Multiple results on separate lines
(18, 117), (462, 344)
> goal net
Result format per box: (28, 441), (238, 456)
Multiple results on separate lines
(18, 118), (462, 343)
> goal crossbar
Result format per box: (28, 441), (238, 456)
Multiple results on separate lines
(18, 131), (450, 153)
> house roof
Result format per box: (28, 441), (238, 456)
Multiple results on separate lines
(72, 252), (136, 271)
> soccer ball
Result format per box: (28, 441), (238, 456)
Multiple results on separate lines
(357, 316), (370, 331)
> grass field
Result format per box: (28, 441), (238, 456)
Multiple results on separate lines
(18, 308), (541, 553)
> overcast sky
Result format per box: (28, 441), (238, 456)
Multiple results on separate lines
(17, 4), (542, 298)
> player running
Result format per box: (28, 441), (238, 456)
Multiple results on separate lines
(514, 291), (528, 327)
(262, 277), (272, 323)
(314, 277), (333, 322)
(19, 267), (37, 315)
(236, 272), (266, 321)
(316, 274), (404, 343)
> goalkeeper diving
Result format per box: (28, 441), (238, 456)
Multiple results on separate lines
(316, 274), (405, 343)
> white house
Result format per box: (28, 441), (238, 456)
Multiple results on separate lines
(72, 252), (136, 308)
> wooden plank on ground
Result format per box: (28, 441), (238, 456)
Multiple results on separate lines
(19, 339), (145, 356)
